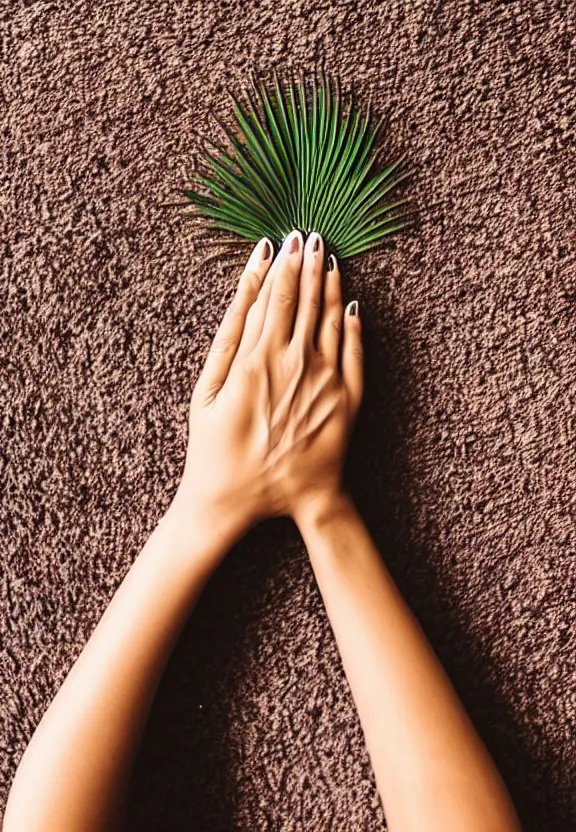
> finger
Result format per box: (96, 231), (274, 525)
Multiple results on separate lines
(341, 300), (363, 418)
(233, 249), (279, 362)
(317, 253), (343, 366)
(291, 232), (325, 349)
(259, 229), (304, 348)
(196, 237), (273, 401)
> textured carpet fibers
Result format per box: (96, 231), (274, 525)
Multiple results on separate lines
(1, 1), (575, 830)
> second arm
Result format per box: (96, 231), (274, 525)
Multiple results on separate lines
(295, 492), (521, 832)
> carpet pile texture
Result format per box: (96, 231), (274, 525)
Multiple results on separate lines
(1, 1), (575, 829)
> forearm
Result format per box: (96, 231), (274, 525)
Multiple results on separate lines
(4, 495), (235, 832)
(295, 492), (521, 832)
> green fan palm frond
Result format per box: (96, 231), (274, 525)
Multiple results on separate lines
(179, 68), (416, 261)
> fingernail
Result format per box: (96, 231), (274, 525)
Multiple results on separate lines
(311, 232), (321, 253)
(261, 239), (272, 261)
(327, 254), (336, 272)
(286, 230), (301, 255)
(348, 300), (359, 317)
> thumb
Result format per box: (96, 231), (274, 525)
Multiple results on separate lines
(342, 300), (363, 420)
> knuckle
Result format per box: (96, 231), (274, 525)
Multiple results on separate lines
(244, 352), (264, 379)
(226, 301), (244, 320)
(194, 377), (221, 405)
(307, 291), (321, 310)
(248, 344), (266, 369)
(240, 268), (262, 295)
(285, 341), (306, 374)
(210, 335), (237, 355)
(329, 313), (343, 333)
(275, 290), (295, 310)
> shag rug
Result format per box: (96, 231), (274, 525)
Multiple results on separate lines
(1, 1), (574, 829)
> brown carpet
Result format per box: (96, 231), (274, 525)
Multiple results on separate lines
(2, 1), (575, 829)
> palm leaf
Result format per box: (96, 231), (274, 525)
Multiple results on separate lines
(179, 69), (416, 261)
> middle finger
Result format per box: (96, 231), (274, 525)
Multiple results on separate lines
(258, 229), (304, 348)
(291, 231), (324, 350)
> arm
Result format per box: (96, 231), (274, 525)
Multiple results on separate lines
(3, 499), (238, 831)
(295, 492), (522, 832)
(4, 228), (327, 829)
(3, 233), (279, 831)
(5, 226), (520, 830)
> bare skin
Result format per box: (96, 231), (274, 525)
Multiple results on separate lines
(4, 230), (521, 831)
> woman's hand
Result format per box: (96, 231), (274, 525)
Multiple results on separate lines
(172, 229), (363, 546)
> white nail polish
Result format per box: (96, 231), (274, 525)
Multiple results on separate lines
(247, 238), (268, 269)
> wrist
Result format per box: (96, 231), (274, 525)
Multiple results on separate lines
(161, 487), (248, 571)
(293, 489), (356, 537)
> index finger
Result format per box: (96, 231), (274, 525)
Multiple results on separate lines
(195, 237), (273, 402)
